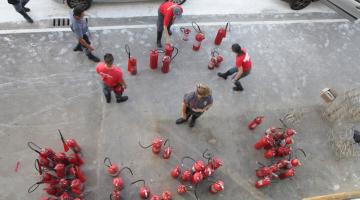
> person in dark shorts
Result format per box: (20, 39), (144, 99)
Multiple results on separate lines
(96, 53), (128, 103)
(217, 43), (252, 91)
(176, 84), (213, 127)
(8, 0), (33, 23)
(70, 6), (100, 62)
(156, 0), (183, 47)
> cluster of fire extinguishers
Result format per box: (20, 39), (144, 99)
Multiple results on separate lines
(104, 136), (224, 200)
(126, 22), (230, 75)
(248, 116), (307, 189)
(28, 130), (86, 200)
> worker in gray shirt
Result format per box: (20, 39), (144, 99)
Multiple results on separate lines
(7, 0), (33, 23)
(176, 84), (213, 127)
(70, 6), (100, 62)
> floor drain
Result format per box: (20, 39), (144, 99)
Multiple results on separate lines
(51, 17), (89, 27)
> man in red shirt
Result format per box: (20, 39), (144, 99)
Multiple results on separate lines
(96, 53), (128, 103)
(217, 43), (252, 91)
(156, 1), (183, 48)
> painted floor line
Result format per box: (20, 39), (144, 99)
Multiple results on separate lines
(0, 18), (348, 35)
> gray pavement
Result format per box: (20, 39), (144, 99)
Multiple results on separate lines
(0, 14), (360, 200)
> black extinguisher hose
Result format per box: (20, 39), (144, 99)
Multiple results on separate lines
(28, 141), (42, 154)
(125, 44), (131, 59)
(28, 182), (42, 193)
(225, 22), (230, 32)
(131, 179), (146, 187)
(119, 166), (134, 176)
(192, 22), (201, 33)
(104, 157), (112, 168)
(211, 49), (219, 57)
(170, 46), (179, 62)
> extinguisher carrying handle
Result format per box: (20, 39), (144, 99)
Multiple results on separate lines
(192, 22), (202, 33)
(28, 181), (43, 193)
(27, 141), (42, 154)
(125, 44), (131, 59)
(104, 157), (112, 168)
(256, 161), (267, 167)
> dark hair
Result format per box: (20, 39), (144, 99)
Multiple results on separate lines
(73, 6), (84, 17)
(231, 43), (243, 55)
(104, 53), (114, 66)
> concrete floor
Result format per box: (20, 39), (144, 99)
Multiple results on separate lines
(0, 13), (360, 200)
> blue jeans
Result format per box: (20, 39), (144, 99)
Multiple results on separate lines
(227, 67), (250, 80)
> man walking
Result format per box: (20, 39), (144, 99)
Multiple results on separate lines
(176, 84), (213, 127)
(8, 0), (33, 23)
(217, 43), (252, 91)
(96, 53), (128, 103)
(156, 0), (183, 47)
(70, 6), (100, 62)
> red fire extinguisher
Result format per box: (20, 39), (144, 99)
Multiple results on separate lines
(279, 168), (295, 180)
(209, 180), (225, 194)
(180, 170), (193, 182)
(110, 189), (121, 200)
(112, 167), (133, 191)
(180, 27), (191, 41)
(131, 179), (151, 199)
(170, 165), (181, 179)
(70, 179), (84, 194)
(149, 49), (164, 70)
(150, 195), (161, 200)
(125, 44), (137, 75)
(254, 135), (275, 150)
(192, 22), (205, 51)
(208, 49), (224, 70)
(58, 129), (81, 153)
(28, 142), (56, 162)
(162, 139), (172, 159)
(161, 46), (178, 74)
(104, 157), (120, 177)
(139, 137), (164, 155)
(54, 163), (65, 178)
(162, 191), (172, 200)
(192, 171), (204, 185)
(248, 116), (264, 130)
(203, 165), (214, 178)
(181, 156), (204, 172)
(255, 176), (271, 188)
(214, 22), (230, 46)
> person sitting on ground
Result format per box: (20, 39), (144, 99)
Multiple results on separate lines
(96, 53), (128, 103)
(176, 84), (213, 128)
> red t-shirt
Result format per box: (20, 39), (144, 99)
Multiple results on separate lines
(159, 1), (179, 27)
(96, 62), (124, 87)
(236, 48), (252, 73)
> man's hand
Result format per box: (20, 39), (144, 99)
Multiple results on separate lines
(89, 46), (95, 51)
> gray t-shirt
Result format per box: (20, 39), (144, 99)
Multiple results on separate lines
(69, 11), (89, 39)
(184, 91), (213, 110)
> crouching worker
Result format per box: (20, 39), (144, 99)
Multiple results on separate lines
(96, 53), (128, 103)
(217, 43), (252, 91)
(176, 84), (213, 128)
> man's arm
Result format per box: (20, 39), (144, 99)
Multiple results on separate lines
(181, 101), (187, 119)
(163, 25), (171, 44)
(79, 38), (94, 51)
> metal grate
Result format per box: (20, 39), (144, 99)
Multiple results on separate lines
(51, 17), (89, 27)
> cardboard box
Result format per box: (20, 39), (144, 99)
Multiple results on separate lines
(320, 88), (337, 103)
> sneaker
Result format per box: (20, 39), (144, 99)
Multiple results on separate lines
(175, 118), (187, 124)
(24, 7), (30, 12)
(217, 72), (227, 80)
(168, 30), (172, 36)
(105, 97), (111, 103)
(87, 54), (100, 62)
(116, 96), (128, 103)
(73, 46), (83, 52)
(157, 41), (162, 48)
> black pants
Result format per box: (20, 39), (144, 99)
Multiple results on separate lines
(74, 34), (91, 55)
(157, 10), (173, 42)
(185, 107), (203, 121)
(103, 84), (124, 102)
